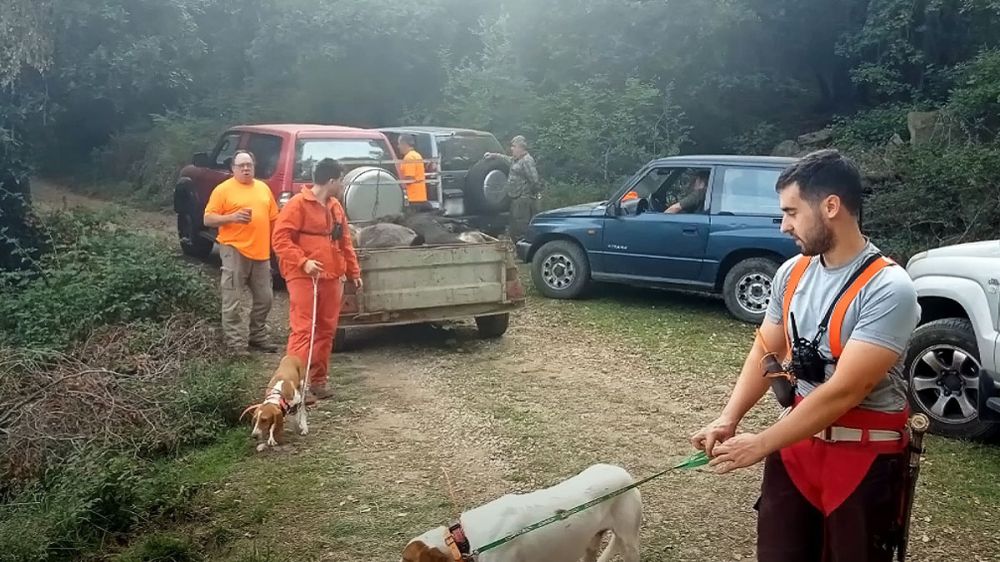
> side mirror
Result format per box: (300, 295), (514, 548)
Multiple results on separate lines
(605, 202), (619, 217)
(192, 152), (211, 168)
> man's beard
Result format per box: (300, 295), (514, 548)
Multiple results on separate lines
(797, 223), (834, 256)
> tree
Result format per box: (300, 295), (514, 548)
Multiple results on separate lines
(0, 0), (53, 272)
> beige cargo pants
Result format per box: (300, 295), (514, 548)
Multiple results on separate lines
(219, 244), (273, 348)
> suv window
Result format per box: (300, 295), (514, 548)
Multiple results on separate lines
(294, 138), (393, 181)
(716, 167), (782, 215)
(245, 133), (283, 179)
(623, 166), (711, 214)
(212, 131), (242, 168)
(437, 134), (504, 170)
(383, 131), (434, 160)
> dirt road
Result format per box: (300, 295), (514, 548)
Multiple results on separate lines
(32, 181), (998, 562)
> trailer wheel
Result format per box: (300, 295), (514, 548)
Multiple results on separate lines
(475, 313), (510, 339)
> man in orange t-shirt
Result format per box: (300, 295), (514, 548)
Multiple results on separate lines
(272, 158), (362, 403)
(204, 149), (280, 354)
(398, 134), (431, 212)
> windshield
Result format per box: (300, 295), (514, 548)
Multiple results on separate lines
(437, 134), (504, 170)
(294, 138), (393, 180)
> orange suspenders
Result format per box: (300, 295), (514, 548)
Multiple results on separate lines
(781, 254), (896, 360)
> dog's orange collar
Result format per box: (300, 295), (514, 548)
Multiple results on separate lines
(445, 522), (473, 561)
(264, 388), (294, 416)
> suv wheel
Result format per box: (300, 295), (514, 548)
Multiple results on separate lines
(465, 158), (511, 214)
(905, 318), (999, 440)
(722, 257), (779, 324)
(530, 240), (591, 299)
(177, 201), (213, 259)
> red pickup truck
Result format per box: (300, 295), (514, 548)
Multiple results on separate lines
(173, 123), (405, 259)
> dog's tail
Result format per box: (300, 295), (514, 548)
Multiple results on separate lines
(239, 404), (261, 422)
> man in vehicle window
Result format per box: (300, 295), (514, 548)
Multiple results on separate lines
(203, 150), (280, 355)
(486, 135), (540, 241)
(398, 134), (431, 212)
(688, 149), (920, 561)
(664, 170), (709, 214)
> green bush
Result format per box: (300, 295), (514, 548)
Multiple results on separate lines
(724, 121), (786, 155)
(530, 78), (689, 183)
(0, 359), (256, 562)
(862, 142), (1000, 261)
(947, 48), (1000, 138)
(830, 104), (914, 150)
(115, 533), (203, 562)
(0, 208), (215, 349)
(88, 113), (235, 209)
(541, 179), (617, 211)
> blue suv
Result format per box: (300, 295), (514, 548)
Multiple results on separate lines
(516, 155), (801, 323)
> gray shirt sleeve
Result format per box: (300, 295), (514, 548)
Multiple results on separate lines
(764, 257), (798, 326)
(849, 266), (920, 355)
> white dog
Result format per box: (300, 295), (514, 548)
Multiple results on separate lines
(401, 463), (642, 562)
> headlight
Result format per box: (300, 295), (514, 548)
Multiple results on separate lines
(278, 191), (293, 208)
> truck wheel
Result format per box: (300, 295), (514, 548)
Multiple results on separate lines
(905, 318), (999, 440)
(475, 313), (510, 339)
(333, 328), (349, 353)
(465, 158), (511, 214)
(722, 257), (779, 324)
(530, 240), (591, 299)
(177, 201), (212, 259)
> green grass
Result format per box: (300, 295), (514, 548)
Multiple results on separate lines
(87, 275), (999, 561)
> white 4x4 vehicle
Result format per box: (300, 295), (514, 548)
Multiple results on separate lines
(905, 240), (1000, 440)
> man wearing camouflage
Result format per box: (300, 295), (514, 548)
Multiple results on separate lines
(486, 135), (540, 242)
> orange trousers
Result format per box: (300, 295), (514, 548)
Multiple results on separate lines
(285, 277), (344, 388)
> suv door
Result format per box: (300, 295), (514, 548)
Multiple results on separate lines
(601, 165), (713, 282)
(708, 164), (787, 238)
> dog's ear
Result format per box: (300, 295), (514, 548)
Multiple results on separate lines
(401, 541), (451, 562)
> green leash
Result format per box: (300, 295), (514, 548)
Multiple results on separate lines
(469, 451), (710, 557)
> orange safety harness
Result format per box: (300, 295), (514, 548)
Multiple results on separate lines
(777, 252), (910, 517)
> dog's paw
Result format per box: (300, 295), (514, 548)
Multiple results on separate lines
(256, 443), (267, 453)
(267, 437), (278, 447)
(299, 424), (309, 436)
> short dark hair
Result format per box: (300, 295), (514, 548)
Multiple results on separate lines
(313, 158), (343, 185)
(775, 149), (863, 216)
(694, 169), (710, 183)
(399, 134), (416, 148)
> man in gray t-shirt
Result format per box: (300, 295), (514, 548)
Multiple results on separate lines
(688, 150), (919, 561)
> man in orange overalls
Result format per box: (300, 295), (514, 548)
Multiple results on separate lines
(272, 158), (362, 404)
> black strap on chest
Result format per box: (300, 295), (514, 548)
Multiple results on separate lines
(806, 252), (885, 348)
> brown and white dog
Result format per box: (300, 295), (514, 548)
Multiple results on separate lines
(401, 464), (641, 562)
(241, 355), (309, 452)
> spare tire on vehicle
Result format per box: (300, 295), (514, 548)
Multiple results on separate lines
(342, 166), (405, 223)
(464, 157), (510, 215)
